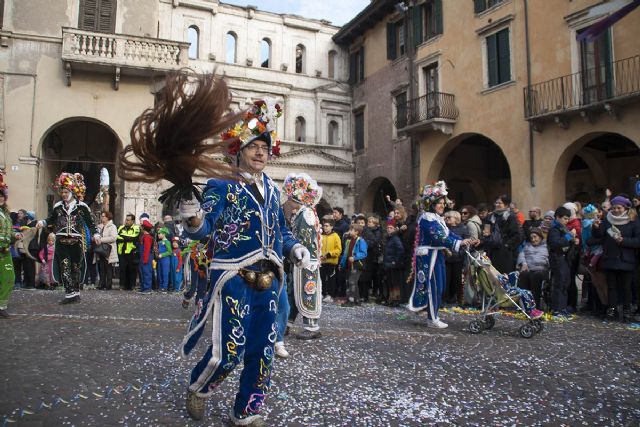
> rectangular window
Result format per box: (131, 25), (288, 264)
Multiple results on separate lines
(354, 111), (365, 151)
(419, 0), (443, 42)
(486, 28), (510, 87)
(350, 46), (365, 84)
(474, 0), (504, 14)
(387, 20), (405, 60)
(79, 0), (116, 33)
(395, 92), (407, 129)
(579, 29), (613, 104)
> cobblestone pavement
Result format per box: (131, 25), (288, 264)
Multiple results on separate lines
(1, 288), (640, 426)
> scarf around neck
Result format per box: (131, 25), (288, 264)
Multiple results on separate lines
(607, 211), (630, 226)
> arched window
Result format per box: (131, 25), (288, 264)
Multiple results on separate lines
(260, 38), (271, 68)
(295, 116), (306, 142)
(328, 120), (339, 145)
(187, 25), (199, 59)
(328, 50), (337, 79)
(226, 32), (237, 64)
(295, 44), (306, 74)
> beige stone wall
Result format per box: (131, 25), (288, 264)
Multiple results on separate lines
(412, 0), (640, 211)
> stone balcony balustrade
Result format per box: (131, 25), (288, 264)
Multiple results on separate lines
(61, 27), (190, 89)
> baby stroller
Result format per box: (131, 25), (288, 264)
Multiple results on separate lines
(465, 250), (543, 338)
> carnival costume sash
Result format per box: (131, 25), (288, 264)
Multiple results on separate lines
(291, 206), (322, 320)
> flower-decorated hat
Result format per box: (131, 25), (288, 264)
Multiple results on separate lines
(73, 173), (87, 199)
(222, 98), (283, 159)
(53, 172), (84, 197)
(420, 180), (449, 210)
(283, 173), (322, 207)
(0, 172), (8, 199)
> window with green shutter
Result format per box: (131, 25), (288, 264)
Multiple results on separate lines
(420, 0), (443, 42)
(349, 46), (365, 84)
(354, 111), (365, 151)
(79, 0), (116, 33)
(486, 28), (510, 87)
(474, 0), (504, 14)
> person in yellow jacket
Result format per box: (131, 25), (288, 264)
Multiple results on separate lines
(116, 214), (140, 291)
(320, 217), (342, 302)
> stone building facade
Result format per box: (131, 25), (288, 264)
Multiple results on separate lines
(0, 0), (355, 221)
(336, 0), (640, 213)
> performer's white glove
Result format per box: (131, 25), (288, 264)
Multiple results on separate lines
(179, 199), (202, 224)
(291, 244), (311, 269)
(93, 234), (102, 245)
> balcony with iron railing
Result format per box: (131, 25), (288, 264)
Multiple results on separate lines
(61, 27), (191, 89)
(524, 54), (640, 127)
(396, 92), (459, 135)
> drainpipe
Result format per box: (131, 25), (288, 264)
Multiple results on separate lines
(524, 0), (534, 187)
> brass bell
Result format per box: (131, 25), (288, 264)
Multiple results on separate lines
(256, 271), (274, 290)
(244, 270), (257, 285)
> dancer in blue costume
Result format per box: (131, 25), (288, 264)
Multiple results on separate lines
(178, 98), (309, 426)
(408, 181), (477, 328)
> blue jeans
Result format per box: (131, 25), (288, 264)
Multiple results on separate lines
(157, 257), (170, 290)
(276, 278), (289, 342)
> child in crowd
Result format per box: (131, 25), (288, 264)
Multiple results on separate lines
(38, 232), (56, 289)
(382, 221), (404, 306)
(156, 227), (172, 292)
(139, 219), (155, 293)
(320, 217), (341, 302)
(516, 227), (549, 307)
(547, 206), (580, 318)
(339, 224), (368, 307)
(182, 239), (210, 309)
(170, 236), (184, 292)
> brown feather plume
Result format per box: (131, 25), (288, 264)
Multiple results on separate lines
(118, 70), (241, 205)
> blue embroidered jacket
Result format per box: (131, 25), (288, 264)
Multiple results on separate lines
(183, 174), (298, 276)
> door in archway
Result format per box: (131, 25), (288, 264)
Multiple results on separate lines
(362, 178), (397, 219)
(41, 119), (120, 217)
(439, 135), (511, 207)
(565, 133), (639, 203)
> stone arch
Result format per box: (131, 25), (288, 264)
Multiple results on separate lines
(428, 133), (512, 206)
(362, 177), (398, 219)
(553, 131), (640, 204)
(38, 117), (123, 219)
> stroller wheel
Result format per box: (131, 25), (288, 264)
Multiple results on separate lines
(519, 323), (536, 339)
(482, 316), (495, 330)
(469, 320), (483, 334)
(532, 319), (544, 333)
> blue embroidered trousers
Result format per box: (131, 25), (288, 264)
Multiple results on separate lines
(189, 274), (279, 419)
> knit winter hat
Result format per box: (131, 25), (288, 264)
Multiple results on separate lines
(610, 195), (632, 208)
(544, 210), (555, 219)
(582, 204), (598, 219)
(562, 202), (577, 218)
(529, 227), (544, 240)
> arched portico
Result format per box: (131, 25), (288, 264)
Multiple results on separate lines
(553, 132), (640, 204)
(362, 177), (397, 218)
(427, 133), (512, 206)
(39, 117), (123, 219)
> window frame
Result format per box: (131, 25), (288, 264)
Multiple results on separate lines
(260, 38), (272, 68)
(225, 31), (237, 64)
(187, 25), (199, 60)
(485, 27), (511, 88)
(294, 116), (306, 142)
(354, 109), (365, 151)
(78, 0), (116, 33)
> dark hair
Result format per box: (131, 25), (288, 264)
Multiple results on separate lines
(477, 203), (489, 212)
(126, 213), (136, 221)
(554, 206), (571, 218)
(102, 211), (113, 220)
(322, 216), (335, 226)
(462, 205), (477, 216)
(118, 71), (240, 202)
(333, 207), (344, 215)
(355, 214), (366, 222)
(496, 194), (511, 205)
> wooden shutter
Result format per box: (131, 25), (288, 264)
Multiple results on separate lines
(434, 0), (443, 35)
(355, 112), (364, 150)
(497, 29), (510, 84)
(359, 46), (365, 81)
(413, 6), (423, 47)
(98, 0), (115, 33)
(487, 33), (498, 87)
(474, 0), (486, 14)
(0, 0), (4, 29)
(79, 0), (115, 33)
(387, 22), (397, 60)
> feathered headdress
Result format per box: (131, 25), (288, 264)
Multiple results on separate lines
(118, 71), (240, 207)
(420, 180), (449, 210)
(283, 173), (322, 207)
(222, 98), (283, 159)
(0, 171), (7, 199)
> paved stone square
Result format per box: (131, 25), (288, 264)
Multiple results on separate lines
(1, 288), (639, 426)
